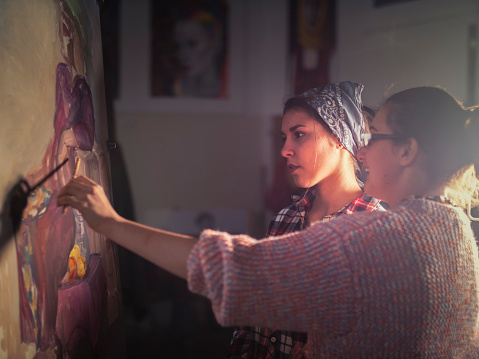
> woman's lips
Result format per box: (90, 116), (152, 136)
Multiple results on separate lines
(288, 163), (299, 174)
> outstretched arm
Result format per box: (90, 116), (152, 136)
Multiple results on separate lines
(57, 176), (197, 279)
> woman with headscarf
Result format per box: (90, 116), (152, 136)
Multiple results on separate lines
(229, 82), (385, 359)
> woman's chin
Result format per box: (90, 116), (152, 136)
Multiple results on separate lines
(293, 179), (311, 189)
(363, 182), (379, 199)
(290, 172), (321, 189)
(364, 186), (390, 206)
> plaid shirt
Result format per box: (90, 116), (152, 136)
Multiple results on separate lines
(228, 190), (386, 359)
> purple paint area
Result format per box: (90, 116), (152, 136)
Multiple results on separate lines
(16, 192), (75, 349)
(56, 254), (106, 352)
(53, 63), (95, 160)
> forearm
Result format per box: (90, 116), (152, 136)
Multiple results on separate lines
(100, 216), (197, 279)
(189, 226), (356, 334)
(57, 176), (198, 279)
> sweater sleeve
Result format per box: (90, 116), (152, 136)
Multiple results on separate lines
(187, 221), (359, 337)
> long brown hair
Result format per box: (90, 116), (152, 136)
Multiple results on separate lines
(384, 87), (479, 209)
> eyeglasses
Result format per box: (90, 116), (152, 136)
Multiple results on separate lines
(361, 133), (405, 147)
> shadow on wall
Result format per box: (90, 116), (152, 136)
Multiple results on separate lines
(0, 157), (72, 254)
(0, 178), (30, 253)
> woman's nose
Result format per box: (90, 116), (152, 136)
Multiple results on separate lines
(281, 141), (293, 158)
(357, 146), (366, 163)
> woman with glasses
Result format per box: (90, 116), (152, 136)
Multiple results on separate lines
(58, 86), (479, 358)
(229, 82), (385, 359)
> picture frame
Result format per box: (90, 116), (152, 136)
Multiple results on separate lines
(151, 0), (229, 99)
(115, 0), (245, 114)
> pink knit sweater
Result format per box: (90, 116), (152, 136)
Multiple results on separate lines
(187, 199), (479, 358)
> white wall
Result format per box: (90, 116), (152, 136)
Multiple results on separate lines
(333, 0), (479, 108)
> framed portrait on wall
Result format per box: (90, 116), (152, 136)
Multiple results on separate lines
(288, 0), (335, 95)
(151, 0), (229, 99)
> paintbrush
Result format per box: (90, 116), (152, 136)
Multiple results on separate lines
(63, 158), (81, 214)
(5, 157), (70, 237)
(26, 157), (69, 196)
(72, 158), (81, 179)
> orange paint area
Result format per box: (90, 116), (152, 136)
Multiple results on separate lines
(68, 245), (87, 282)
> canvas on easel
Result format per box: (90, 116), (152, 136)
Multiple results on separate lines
(0, 1), (124, 358)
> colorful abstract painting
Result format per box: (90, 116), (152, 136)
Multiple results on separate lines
(0, 1), (123, 358)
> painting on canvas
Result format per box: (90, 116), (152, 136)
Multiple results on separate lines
(0, 1), (123, 357)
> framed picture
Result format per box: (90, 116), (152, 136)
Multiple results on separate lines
(151, 0), (229, 99)
(116, 0), (243, 114)
(288, 0), (335, 95)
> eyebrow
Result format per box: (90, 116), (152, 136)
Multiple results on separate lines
(281, 124), (306, 135)
(369, 125), (379, 132)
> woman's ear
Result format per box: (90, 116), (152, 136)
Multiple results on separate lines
(333, 136), (344, 149)
(398, 137), (419, 166)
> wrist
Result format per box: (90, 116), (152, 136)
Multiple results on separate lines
(95, 213), (124, 238)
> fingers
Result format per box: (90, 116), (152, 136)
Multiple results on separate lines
(58, 194), (82, 211)
(74, 175), (98, 186)
(59, 176), (94, 195)
(57, 176), (98, 207)
(56, 176), (116, 233)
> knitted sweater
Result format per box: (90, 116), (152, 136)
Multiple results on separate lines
(187, 199), (479, 358)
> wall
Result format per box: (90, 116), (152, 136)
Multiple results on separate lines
(115, 0), (289, 234)
(333, 0), (479, 107)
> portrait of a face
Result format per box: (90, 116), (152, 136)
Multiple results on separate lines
(151, 1), (229, 98)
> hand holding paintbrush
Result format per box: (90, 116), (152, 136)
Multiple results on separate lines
(57, 170), (120, 234)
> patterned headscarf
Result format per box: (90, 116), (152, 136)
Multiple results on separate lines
(298, 81), (365, 157)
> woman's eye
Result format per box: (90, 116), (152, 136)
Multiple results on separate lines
(281, 136), (286, 143)
(294, 131), (305, 139)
